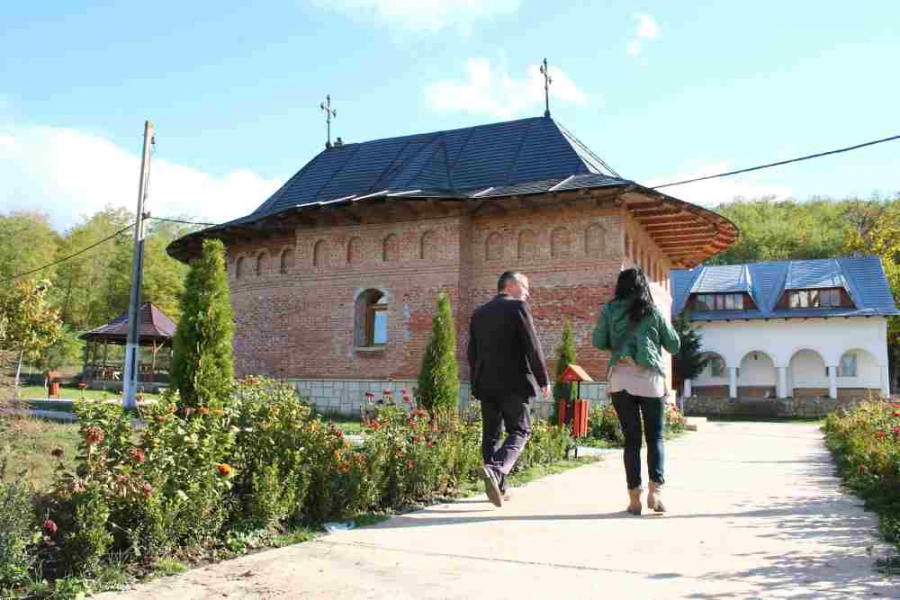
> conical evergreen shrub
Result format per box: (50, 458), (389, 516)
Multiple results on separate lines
(416, 292), (459, 415)
(170, 238), (235, 408)
(673, 312), (707, 395)
(553, 320), (577, 423)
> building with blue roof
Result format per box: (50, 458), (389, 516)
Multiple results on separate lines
(168, 114), (739, 413)
(672, 256), (897, 405)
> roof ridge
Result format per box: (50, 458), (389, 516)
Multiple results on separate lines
(328, 116), (543, 150)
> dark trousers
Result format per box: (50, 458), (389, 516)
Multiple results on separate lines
(480, 394), (532, 491)
(611, 390), (665, 490)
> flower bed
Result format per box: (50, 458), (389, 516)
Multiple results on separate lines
(1, 378), (573, 595)
(823, 400), (900, 548)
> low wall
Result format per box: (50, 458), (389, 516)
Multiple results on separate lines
(288, 378), (608, 418)
(683, 395), (868, 419)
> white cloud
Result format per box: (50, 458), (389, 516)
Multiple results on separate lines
(645, 160), (793, 207)
(626, 13), (660, 58)
(313, 0), (519, 33)
(426, 58), (589, 118)
(0, 125), (282, 231)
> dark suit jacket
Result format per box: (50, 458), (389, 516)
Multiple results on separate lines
(467, 294), (549, 400)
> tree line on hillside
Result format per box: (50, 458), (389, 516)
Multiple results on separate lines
(0, 208), (201, 377)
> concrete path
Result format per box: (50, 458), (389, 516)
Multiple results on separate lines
(99, 422), (897, 599)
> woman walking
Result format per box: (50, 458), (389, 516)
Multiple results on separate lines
(593, 268), (680, 515)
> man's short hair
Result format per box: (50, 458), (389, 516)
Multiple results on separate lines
(497, 271), (521, 292)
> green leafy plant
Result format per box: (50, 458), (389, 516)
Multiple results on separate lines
(0, 477), (36, 588)
(673, 312), (707, 395)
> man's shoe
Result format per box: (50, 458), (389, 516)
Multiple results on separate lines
(479, 466), (503, 507)
(648, 481), (666, 513)
(501, 488), (511, 501)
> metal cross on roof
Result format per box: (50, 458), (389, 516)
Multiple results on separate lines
(539, 58), (552, 118)
(320, 94), (337, 149)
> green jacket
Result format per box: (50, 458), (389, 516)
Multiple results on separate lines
(592, 297), (680, 376)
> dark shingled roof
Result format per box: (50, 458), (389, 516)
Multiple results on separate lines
(227, 116), (627, 226)
(80, 302), (177, 345)
(671, 256), (900, 321)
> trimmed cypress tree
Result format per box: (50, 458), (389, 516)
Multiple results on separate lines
(170, 239), (235, 408)
(673, 312), (707, 394)
(416, 292), (459, 415)
(553, 320), (577, 423)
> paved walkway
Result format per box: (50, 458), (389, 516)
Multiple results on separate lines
(100, 422), (897, 599)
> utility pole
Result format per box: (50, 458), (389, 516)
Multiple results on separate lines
(123, 120), (154, 409)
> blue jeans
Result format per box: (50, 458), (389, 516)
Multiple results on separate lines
(611, 391), (665, 490)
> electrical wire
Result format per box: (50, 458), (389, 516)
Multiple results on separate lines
(649, 133), (900, 190)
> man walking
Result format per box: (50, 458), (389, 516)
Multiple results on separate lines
(467, 271), (551, 507)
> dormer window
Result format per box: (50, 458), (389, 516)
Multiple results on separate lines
(788, 288), (844, 309)
(693, 293), (745, 311)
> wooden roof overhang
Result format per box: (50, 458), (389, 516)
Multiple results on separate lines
(167, 184), (738, 268)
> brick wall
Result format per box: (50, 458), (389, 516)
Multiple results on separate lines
(223, 199), (675, 390)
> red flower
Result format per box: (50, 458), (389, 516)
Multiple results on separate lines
(78, 382), (87, 390)
(130, 448), (146, 464)
(403, 395), (413, 404)
(893, 426), (900, 439)
(427, 440), (434, 447)
(876, 431), (887, 440)
(141, 482), (153, 498)
(857, 464), (866, 473)
(407, 460), (415, 469)
(401, 388), (408, 395)
(365, 392), (375, 398)
(85, 427), (105, 445)
(43, 519), (58, 536)
(199, 407), (210, 416)
(412, 435), (420, 443)
(217, 463), (232, 477)
(893, 411), (900, 418)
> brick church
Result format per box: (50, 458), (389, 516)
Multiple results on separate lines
(169, 115), (737, 412)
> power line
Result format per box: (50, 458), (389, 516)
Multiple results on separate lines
(149, 216), (216, 227)
(649, 133), (900, 190)
(1, 223), (135, 285)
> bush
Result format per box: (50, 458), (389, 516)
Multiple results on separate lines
(824, 399), (900, 546)
(553, 320), (577, 424)
(587, 403), (624, 445)
(0, 477), (36, 588)
(170, 238), (235, 409)
(416, 293), (459, 415)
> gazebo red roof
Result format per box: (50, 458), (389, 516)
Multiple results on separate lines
(79, 302), (177, 345)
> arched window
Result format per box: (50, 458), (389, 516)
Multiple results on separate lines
(420, 231), (437, 260)
(705, 353), (727, 378)
(355, 289), (388, 347)
(235, 257), (245, 280)
(486, 232), (503, 261)
(255, 252), (269, 277)
(313, 240), (327, 267)
(279, 248), (295, 274)
(518, 230), (536, 259)
(347, 236), (362, 264)
(550, 227), (570, 258)
(838, 351), (858, 378)
(383, 234), (399, 262)
(585, 224), (605, 257)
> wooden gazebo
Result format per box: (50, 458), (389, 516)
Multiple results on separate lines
(79, 302), (177, 387)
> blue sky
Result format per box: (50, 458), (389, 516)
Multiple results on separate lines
(1, 1), (898, 229)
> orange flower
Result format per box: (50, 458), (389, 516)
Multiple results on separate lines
(217, 463), (232, 477)
(214, 408), (225, 416)
(130, 448), (146, 464)
(167, 404), (177, 414)
(199, 407), (210, 415)
(85, 426), (105, 445)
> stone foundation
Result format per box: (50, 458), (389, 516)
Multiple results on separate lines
(289, 378), (607, 418)
(683, 395), (869, 419)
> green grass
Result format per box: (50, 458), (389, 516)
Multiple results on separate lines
(318, 412), (364, 435)
(152, 558), (189, 577)
(0, 414), (80, 490)
(7, 385), (160, 402)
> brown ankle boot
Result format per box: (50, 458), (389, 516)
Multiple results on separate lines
(648, 481), (666, 513)
(627, 488), (642, 515)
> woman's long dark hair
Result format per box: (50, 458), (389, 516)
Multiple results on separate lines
(614, 268), (654, 323)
